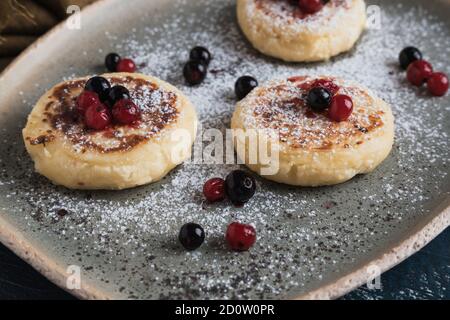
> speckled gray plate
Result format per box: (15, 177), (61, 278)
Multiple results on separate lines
(0, 0), (449, 300)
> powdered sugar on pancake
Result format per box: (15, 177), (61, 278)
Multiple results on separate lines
(40, 75), (179, 153)
(248, 0), (353, 33)
(239, 76), (386, 150)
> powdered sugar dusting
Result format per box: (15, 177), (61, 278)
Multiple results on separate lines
(248, 0), (353, 33)
(238, 76), (388, 149)
(42, 76), (178, 153)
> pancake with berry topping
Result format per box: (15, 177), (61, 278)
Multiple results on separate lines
(22, 73), (198, 190)
(237, 0), (366, 62)
(231, 76), (395, 186)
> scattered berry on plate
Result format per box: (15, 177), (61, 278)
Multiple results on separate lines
(203, 178), (226, 202)
(235, 76), (258, 100)
(56, 208), (69, 217)
(85, 76), (111, 102)
(179, 223), (205, 251)
(190, 46), (212, 66)
(407, 60), (433, 86)
(105, 53), (121, 72)
(427, 72), (449, 97)
(84, 103), (111, 130)
(307, 87), (332, 112)
(183, 60), (207, 85)
(112, 99), (141, 124)
(311, 79), (340, 96)
(116, 58), (137, 73)
(107, 85), (131, 107)
(76, 91), (100, 114)
(328, 94), (354, 122)
(226, 222), (256, 252)
(399, 47), (423, 70)
(298, 0), (324, 14)
(225, 170), (256, 205)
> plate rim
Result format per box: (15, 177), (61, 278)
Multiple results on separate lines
(0, 0), (449, 300)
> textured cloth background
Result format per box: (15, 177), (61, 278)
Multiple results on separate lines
(0, 0), (96, 71)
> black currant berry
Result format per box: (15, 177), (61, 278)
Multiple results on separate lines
(189, 46), (212, 66)
(307, 87), (332, 112)
(105, 53), (121, 72)
(225, 170), (257, 205)
(235, 76), (258, 100)
(179, 223), (205, 251)
(85, 76), (111, 102)
(399, 47), (423, 70)
(107, 85), (131, 107)
(183, 60), (207, 86)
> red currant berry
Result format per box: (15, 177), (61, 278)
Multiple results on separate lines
(298, 0), (324, 14)
(226, 222), (256, 252)
(116, 58), (136, 73)
(407, 60), (433, 87)
(76, 91), (100, 114)
(203, 178), (225, 202)
(329, 95), (353, 122)
(427, 72), (449, 97)
(112, 99), (141, 124)
(84, 103), (111, 130)
(311, 79), (340, 96)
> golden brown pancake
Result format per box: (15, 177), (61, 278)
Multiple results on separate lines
(23, 73), (198, 190)
(231, 76), (395, 186)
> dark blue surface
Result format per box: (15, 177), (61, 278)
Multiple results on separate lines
(343, 227), (449, 300)
(0, 228), (448, 300)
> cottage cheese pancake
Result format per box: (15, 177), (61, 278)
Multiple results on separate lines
(23, 73), (198, 190)
(231, 76), (395, 186)
(237, 0), (366, 62)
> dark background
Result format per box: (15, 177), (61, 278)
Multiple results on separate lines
(0, 228), (448, 300)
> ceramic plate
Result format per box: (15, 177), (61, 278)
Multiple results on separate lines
(0, 0), (449, 300)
